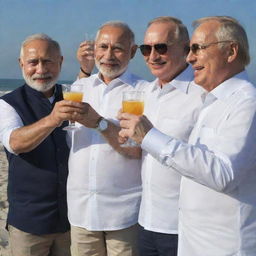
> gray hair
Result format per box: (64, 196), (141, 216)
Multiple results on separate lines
(193, 16), (250, 66)
(95, 21), (135, 46)
(20, 33), (62, 58)
(148, 16), (189, 45)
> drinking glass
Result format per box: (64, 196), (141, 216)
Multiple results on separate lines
(121, 91), (145, 147)
(84, 33), (95, 60)
(62, 84), (84, 131)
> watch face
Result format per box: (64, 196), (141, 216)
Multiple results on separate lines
(99, 119), (108, 131)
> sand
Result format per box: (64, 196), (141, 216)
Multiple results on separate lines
(0, 143), (10, 256)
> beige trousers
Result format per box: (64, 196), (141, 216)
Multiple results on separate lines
(70, 224), (139, 256)
(8, 225), (71, 256)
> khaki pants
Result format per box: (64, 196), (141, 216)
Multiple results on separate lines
(71, 224), (139, 256)
(8, 225), (71, 256)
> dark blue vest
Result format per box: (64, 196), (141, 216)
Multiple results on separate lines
(1, 84), (70, 235)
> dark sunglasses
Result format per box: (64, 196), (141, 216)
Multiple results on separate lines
(189, 40), (234, 55)
(139, 43), (172, 56)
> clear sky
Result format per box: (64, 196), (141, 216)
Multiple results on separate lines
(0, 0), (255, 83)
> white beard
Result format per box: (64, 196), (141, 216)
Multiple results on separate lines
(22, 69), (58, 92)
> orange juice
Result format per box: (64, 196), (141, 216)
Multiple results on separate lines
(63, 92), (83, 102)
(122, 100), (144, 115)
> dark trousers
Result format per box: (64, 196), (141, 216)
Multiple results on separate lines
(138, 225), (178, 256)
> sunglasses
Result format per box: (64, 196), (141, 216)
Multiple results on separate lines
(139, 43), (173, 56)
(189, 40), (234, 55)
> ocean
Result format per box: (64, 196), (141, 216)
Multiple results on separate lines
(0, 78), (72, 96)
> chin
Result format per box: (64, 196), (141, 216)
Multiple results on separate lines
(24, 77), (57, 92)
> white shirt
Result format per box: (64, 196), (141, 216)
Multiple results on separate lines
(0, 94), (55, 154)
(67, 71), (145, 231)
(139, 66), (205, 234)
(142, 71), (256, 255)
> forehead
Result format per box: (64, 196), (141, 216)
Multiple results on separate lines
(22, 39), (59, 59)
(144, 22), (176, 43)
(191, 21), (220, 43)
(96, 26), (130, 46)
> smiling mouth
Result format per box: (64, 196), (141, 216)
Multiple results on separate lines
(34, 77), (51, 81)
(101, 62), (118, 67)
(150, 62), (166, 67)
(193, 66), (204, 75)
(194, 65), (204, 71)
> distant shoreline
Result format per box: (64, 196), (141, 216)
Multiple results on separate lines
(0, 79), (73, 95)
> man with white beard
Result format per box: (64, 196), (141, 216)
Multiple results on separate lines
(0, 33), (75, 256)
(66, 21), (144, 256)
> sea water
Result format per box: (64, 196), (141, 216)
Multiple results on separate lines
(0, 78), (72, 96)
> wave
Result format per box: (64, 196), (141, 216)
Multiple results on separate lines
(0, 90), (11, 97)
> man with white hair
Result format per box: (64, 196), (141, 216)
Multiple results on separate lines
(0, 33), (75, 256)
(66, 21), (144, 256)
(119, 16), (256, 255)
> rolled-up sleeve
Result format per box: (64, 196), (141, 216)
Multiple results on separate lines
(0, 99), (23, 154)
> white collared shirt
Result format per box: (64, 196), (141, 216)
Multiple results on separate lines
(142, 71), (256, 255)
(67, 70), (146, 231)
(139, 66), (205, 234)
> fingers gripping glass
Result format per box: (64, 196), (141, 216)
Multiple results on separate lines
(139, 43), (171, 56)
(121, 91), (145, 147)
(62, 84), (84, 131)
(189, 40), (234, 55)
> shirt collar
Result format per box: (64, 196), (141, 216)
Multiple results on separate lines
(152, 65), (194, 94)
(209, 70), (250, 101)
(95, 69), (138, 88)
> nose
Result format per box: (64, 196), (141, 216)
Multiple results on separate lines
(148, 47), (160, 61)
(36, 61), (47, 74)
(105, 47), (115, 60)
(186, 50), (196, 64)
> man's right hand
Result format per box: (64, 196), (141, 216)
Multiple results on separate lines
(77, 41), (95, 77)
(47, 100), (85, 128)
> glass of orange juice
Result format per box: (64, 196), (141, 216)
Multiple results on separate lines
(62, 84), (84, 131)
(121, 91), (145, 147)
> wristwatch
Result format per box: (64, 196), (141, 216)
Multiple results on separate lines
(95, 117), (108, 132)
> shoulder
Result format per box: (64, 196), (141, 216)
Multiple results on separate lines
(128, 73), (148, 89)
(1, 85), (25, 102)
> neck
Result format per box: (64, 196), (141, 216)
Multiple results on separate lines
(205, 66), (245, 92)
(43, 87), (55, 98)
(100, 74), (115, 85)
(158, 63), (188, 88)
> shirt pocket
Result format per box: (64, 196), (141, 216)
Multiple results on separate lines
(160, 119), (194, 141)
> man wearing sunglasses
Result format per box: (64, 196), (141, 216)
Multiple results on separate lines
(119, 16), (205, 256)
(119, 16), (256, 256)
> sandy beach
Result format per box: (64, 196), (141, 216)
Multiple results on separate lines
(0, 143), (10, 256)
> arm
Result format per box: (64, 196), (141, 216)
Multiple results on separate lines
(77, 41), (95, 79)
(119, 99), (256, 193)
(73, 102), (141, 159)
(9, 100), (84, 154)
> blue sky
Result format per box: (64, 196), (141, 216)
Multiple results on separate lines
(0, 0), (255, 83)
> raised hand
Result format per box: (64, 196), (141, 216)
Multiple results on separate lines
(77, 40), (95, 76)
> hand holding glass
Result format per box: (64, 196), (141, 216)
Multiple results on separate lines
(121, 91), (144, 147)
(62, 84), (84, 131)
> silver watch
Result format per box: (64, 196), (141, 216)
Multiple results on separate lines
(95, 117), (108, 132)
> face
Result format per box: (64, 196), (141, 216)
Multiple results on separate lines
(19, 39), (63, 96)
(186, 21), (231, 91)
(143, 22), (187, 85)
(95, 26), (136, 83)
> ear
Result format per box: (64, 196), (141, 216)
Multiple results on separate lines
(18, 58), (24, 69)
(130, 44), (138, 59)
(59, 56), (64, 68)
(227, 43), (238, 63)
